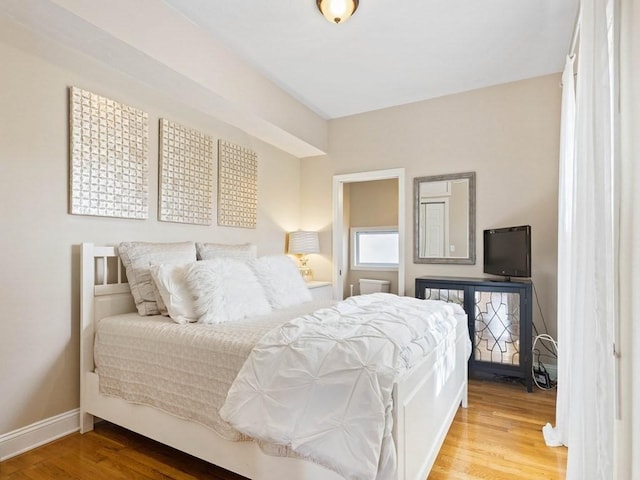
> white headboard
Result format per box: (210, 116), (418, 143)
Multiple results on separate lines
(80, 243), (136, 426)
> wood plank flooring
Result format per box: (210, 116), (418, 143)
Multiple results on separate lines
(0, 378), (566, 479)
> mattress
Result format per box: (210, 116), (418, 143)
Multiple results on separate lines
(94, 299), (335, 440)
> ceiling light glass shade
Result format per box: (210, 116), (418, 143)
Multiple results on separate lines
(316, 0), (359, 24)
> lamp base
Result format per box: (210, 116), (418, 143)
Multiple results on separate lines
(297, 254), (313, 282)
(300, 267), (313, 283)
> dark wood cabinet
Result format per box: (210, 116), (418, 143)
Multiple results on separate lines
(415, 276), (533, 392)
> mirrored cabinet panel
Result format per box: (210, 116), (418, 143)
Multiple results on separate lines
(421, 287), (464, 307)
(474, 290), (521, 365)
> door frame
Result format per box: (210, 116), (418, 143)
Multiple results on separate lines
(332, 168), (406, 300)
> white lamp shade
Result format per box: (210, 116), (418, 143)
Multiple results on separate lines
(288, 231), (320, 254)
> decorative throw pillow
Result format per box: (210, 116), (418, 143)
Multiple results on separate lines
(151, 284), (170, 316)
(118, 242), (197, 316)
(251, 255), (312, 309)
(196, 242), (257, 261)
(185, 258), (272, 324)
(149, 263), (198, 324)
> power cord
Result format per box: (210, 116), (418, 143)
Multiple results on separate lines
(532, 333), (558, 390)
(532, 281), (551, 333)
(531, 281), (557, 359)
(529, 281), (559, 390)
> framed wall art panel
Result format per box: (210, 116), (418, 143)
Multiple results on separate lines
(69, 86), (148, 219)
(217, 140), (257, 229)
(158, 119), (213, 225)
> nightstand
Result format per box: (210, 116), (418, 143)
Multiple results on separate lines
(307, 281), (333, 301)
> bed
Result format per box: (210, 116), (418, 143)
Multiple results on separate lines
(80, 242), (470, 480)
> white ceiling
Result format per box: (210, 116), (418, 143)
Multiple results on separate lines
(162, 0), (579, 119)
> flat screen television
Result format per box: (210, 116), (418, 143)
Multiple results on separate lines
(483, 225), (531, 279)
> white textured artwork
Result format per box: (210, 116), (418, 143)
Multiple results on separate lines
(159, 119), (213, 225)
(218, 140), (257, 228)
(69, 87), (148, 219)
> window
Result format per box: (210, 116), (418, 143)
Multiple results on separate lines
(351, 226), (399, 270)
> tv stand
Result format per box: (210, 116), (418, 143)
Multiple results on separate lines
(415, 276), (533, 392)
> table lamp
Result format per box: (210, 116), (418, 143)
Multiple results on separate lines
(288, 231), (320, 282)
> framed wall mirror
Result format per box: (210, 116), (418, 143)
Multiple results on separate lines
(413, 171), (476, 264)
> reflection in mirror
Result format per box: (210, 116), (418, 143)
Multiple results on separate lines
(414, 172), (476, 264)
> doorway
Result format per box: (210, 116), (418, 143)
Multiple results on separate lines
(332, 168), (405, 300)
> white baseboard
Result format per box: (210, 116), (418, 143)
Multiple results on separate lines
(0, 409), (79, 461)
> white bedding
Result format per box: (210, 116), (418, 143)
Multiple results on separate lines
(94, 299), (335, 440)
(95, 294), (468, 480)
(219, 293), (468, 480)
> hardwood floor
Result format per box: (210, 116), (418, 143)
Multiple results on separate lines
(428, 378), (566, 479)
(0, 378), (566, 480)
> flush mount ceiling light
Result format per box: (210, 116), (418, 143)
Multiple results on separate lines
(316, 0), (359, 24)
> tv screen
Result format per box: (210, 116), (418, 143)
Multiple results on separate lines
(483, 225), (531, 278)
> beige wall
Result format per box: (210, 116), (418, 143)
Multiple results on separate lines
(347, 179), (399, 227)
(345, 179), (399, 296)
(302, 74), (561, 339)
(0, 37), (303, 433)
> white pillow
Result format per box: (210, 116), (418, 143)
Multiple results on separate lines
(149, 263), (198, 324)
(251, 255), (312, 309)
(185, 258), (272, 324)
(196, 242), (257, 261)
(118, 242), (197, 316)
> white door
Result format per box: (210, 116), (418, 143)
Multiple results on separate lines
(425, 202), (445, 257)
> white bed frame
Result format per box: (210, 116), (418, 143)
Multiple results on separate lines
(80, 243), (468, 480)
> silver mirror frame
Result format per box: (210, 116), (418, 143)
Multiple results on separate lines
(413, 171), (476, 265)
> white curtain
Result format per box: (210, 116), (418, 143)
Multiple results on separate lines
(545, 0), (617, 478)
(545, 54), (575, 449)
(617, 0), (640, 476)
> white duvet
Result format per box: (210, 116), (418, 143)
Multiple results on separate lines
(219, 293), (464, 480)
